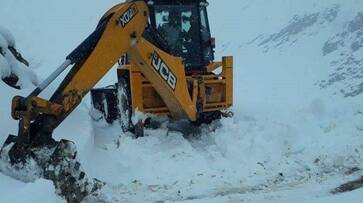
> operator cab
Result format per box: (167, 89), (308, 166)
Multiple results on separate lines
(147, 0), (214, 73)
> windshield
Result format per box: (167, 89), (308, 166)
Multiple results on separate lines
(154, 5), (203, 69)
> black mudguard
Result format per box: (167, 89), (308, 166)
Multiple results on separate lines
(90, 85), (120, 124)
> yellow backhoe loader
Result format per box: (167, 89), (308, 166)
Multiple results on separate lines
(0, 0), (233, 202)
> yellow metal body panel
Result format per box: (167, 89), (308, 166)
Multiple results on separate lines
(59, 1), (148, 113)
(119, 54), (233, 121)
(128, 37), (198, 121)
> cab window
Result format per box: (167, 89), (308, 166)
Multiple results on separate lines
(154, 5), (203, 69)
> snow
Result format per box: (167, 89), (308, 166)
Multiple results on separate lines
(0, 32), (11, 78)
(0, 26), (15, 47)
(0, 32), (9, 49)
(0, 0), (363, 202)
(0, 53), (11, 79)
(2, 46), (38, 87)
(0, 173), (63, 203)
(0, 25), (38, 87)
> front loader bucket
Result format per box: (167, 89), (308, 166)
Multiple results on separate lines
(0, 135), (104, 202)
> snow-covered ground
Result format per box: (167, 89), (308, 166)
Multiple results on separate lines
(1, 0), (363, 202)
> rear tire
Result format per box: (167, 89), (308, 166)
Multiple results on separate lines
(117, 70), (133, 133)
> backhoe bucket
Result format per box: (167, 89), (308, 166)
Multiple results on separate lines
(0, 134), (49, 182)
(0, 135), (104, 202)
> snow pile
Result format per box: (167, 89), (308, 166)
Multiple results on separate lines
(0, 26), (37, 88)
(0, 175), (63, 203)
(81, 96), (363, 202)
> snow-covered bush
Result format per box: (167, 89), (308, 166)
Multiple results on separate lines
(0, 31), (11, 78)
(0, 26), (37, 88)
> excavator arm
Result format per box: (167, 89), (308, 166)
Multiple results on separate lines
(10, 1), (149, 145)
